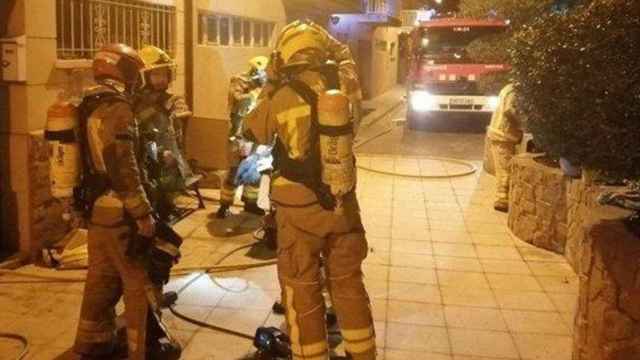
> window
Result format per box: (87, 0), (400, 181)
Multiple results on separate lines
(198, 13), (276, 48)
(206, 15), (218, 44)
(232, 17), (242, 45)
(253, 22), (263, 47)
(243, 20), (252, 46)
(219, 17), (230, 46)
(56, 0), (175, 60)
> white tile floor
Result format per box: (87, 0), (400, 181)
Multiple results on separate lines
(0, 155), (577, 359)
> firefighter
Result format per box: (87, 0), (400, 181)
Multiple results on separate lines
(216, 56), (270, 219)
(72, 44), (180, 360)
(244, 21), (375, 360)
(136, 45), (194, 221)
(487, 83), (524, 212)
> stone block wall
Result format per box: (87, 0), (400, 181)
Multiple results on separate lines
(564, 179), (609, 272)
(573, 206), (640, 359)
(508, 154), (568, 254)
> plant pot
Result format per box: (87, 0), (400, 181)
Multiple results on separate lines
(560, 157), (581, 178)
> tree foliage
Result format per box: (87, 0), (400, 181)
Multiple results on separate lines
(458, 0), (555, 93)
(511, 0), (640, 179)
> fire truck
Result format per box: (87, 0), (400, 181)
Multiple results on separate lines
(406, 17), (510, 129)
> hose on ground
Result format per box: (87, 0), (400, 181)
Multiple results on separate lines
(354, 120), (478, 179)
(0, 260), (277, 284)
(0, 239), (276, 284)
(0, 333), (29, 360)
(0, 242), (276, 347)
(167, 242), (261, 341)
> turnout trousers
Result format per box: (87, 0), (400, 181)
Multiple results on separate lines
(275, 193), (376, 360)
(490, 140), (517, 204)
(73, 223), (159, 360)
(220, 165), (259, 207)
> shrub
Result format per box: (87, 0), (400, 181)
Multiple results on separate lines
(511, 0), (640, 179)
(459, 0), (555, 93)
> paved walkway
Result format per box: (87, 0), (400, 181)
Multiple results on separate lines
(0, 89), (577, 360)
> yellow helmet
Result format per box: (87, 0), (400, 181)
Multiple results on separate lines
(274, 20), (330, 66)
(139, 45), (177, 88)
(249, 56), (269, 72)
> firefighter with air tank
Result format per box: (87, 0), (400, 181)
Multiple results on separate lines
(243, 20), (376, 360)
(135, 45), (195, 221)
(46, 43), (181, 359)
(216, 56), (270, 219)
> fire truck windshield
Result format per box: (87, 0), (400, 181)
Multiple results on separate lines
(419, 26), (504, 64)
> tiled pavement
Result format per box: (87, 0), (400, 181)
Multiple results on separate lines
(0, 155), (577, 360)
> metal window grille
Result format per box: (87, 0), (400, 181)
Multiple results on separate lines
(56, 0), (176, 60)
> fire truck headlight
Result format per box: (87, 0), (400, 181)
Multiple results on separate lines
(487, 96), (500, 111)
(410, 91), (436, 112)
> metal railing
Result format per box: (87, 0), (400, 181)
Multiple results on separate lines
(56, 0), (176, 60)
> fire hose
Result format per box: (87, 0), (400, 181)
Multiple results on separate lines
(0, 242), (277, 360)
(0, 333), (28, 360)
(353, 118), (478, 179)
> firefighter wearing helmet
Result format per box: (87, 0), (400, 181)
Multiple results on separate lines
(216, 55), (270, 219)
(136, 45), (195, 220)
(72, 43), (180, 360)
(487, 83), (524, 212)
(243, 21), (375, 360)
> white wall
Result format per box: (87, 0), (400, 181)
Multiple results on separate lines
(328, 14), (400, 99)
(370, 26), (400, 97)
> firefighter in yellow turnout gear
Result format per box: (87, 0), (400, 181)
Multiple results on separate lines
(217, 56), (270, 218)
(72, 44), (180, 360)
(244, 21), (376, 360)
(487, 83), (524, 212)
(135, 45), (194, 221)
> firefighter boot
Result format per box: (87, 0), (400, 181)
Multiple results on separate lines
(216, 204), (232, 219)
(244, 202), (265, 216)
(494, 199), (509, 213)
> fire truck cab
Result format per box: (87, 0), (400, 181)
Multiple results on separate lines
(406, 17), (510, 129)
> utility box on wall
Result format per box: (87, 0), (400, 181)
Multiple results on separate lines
(0, 35), (27, 82)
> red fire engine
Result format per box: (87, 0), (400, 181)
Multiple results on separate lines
(406, 17), (510, 129)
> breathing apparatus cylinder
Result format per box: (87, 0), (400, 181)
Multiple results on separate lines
(45, 99), (81, 199)
(317, 89), (356, 214)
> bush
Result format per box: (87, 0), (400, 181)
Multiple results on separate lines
(459, 0), (555, 93)
(511, 0), (640, 179)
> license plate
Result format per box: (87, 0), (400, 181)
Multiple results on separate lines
(450, 98), (473, 106)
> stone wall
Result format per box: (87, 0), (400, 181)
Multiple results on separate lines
(564, 179), (608, 272)
(573, 206), (640, 359)
(508, 154), (568, 254)
(506, 154), (640, 358)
